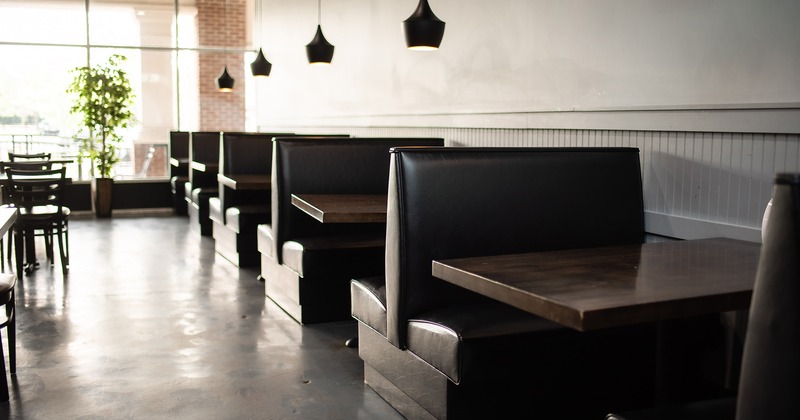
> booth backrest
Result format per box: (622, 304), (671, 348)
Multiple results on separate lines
(170, 131), (190, 178)
(219, 132), (294, 176)
(189, 131), (221, 188)
(170, 131), (189, 160)
(190, 131), (221, 164)
(385, 147), (645, 347)
(271, 137), (444, 263)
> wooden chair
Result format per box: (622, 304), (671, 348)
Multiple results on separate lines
(0, 272), (16, 402)
(1, 161), (57, 267)
(5, 167), (70, 276)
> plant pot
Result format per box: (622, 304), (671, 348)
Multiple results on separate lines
(91, 177), (114, 218)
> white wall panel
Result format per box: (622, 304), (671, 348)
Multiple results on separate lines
(274, 124), (798, 242)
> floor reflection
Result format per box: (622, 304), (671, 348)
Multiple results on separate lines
(3, 215), (401, 419)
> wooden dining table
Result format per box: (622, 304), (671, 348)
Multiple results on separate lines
(170, 157), (190, 168)
(218, 174), (271, 191)
(0, 206), (17, 272)
(291, 194), (388, 223)
(190, 161), (219, 173)
(432, 237), (761, 332)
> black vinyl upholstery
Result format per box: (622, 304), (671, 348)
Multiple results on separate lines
(385, 147), (646, 348)
(353, 147), (658, 418)
(270, 137), (445, 265)
(261, 137), (443, 324)
(736, 173), (800, 419)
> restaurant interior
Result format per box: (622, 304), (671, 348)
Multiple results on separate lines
(0, 0), (798, 418)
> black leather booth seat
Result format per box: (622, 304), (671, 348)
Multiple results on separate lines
(210, 132), (295, 267)
(352, 147), (663, 418)
(258, 137), (443, 324)
(169, 131), (190, 215)
(185, 131), (221, 236)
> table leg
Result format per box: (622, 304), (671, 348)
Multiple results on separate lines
(655, 315), (730, 405)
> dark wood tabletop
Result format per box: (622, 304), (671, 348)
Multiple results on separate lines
(291, 194), (388, 223)
(218, 174), (271, 190)
(0, 206), (17, 237)
(170, 157), (190, 168)
(190, 161), (219, 173)
(432, 237), (761, 331)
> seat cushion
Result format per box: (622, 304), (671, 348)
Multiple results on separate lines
(406, 302), (572, 384)
(170, 175), (188, 190)
(208, 197), (223, 224)
(351, 276), (387, 337)
(184, 181), (193, 201)
(17, 205), (70, 226)
(257, 224), (275, 258)
(226, 205), (270, 234)
(0, 273), (16, 306)
(191, 187), (218, 204)
(281, 233), (385, 278)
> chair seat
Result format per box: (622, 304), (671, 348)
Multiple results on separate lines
(17, 205), (70, 219)
(0, 273), (15, 306)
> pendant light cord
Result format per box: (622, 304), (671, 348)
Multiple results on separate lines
(318, 0), (321, 25)
(224, 0), (228, 65)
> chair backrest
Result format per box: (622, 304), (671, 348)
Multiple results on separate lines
(736, 173), (800, 420)
(384, 147), (645, 347)
(2, 161), (54, 172)
(8, 152), (51, 162)
(5, 167), (68, 214)
(270, 137), (444, 263)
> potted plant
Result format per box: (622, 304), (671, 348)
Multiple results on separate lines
(67, 54), (135, 217)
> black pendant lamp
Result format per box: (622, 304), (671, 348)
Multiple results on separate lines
(217, 66), (234, 91)
(251, 48), (272, 77)
(216, 0), (234, 91)
(250, 0), (272, 77)
(403, 0), (445, 50)
(306, 0), (334, 65)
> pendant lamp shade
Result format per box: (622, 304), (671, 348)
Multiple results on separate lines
(216, 66), (234, 92)
(306, 25), (334, 65)
(251, 48), (272, 77)
(403, 0), (445, 50)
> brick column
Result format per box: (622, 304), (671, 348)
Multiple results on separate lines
(197, 0), (246, 132)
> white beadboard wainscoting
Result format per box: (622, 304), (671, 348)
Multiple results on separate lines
(263, 126), (799, 242)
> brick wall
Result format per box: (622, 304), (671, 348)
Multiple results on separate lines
(134, 143), (168, 177)
(197, 0), (246, 132)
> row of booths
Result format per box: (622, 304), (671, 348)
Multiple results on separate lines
(167, 131), (786, 419)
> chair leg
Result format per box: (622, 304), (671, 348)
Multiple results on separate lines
(13, 230), (23, 278)
(8, 294), (15, 375)
(45, 229), (54, 264)
(57, 226), (68, 275)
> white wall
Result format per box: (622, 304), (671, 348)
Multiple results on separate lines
(253, 0), (800, 131)
(252, 0), (800, 241)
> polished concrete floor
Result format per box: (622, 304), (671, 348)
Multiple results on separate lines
(1, 214), (403, 419)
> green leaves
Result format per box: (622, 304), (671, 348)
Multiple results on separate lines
(67, 54), (135, 179)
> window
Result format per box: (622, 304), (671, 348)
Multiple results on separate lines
(0, 0), (250, 180)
